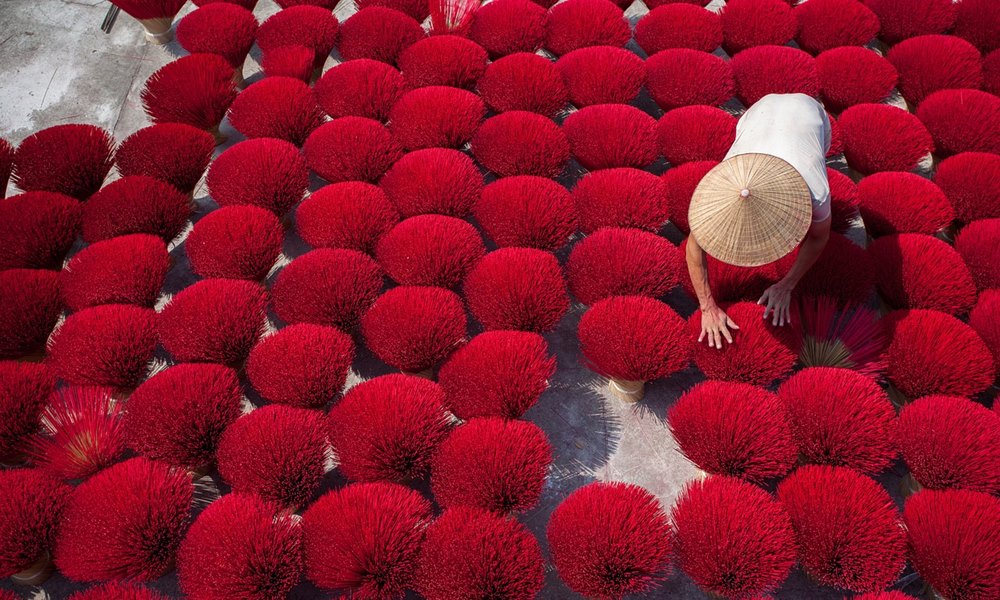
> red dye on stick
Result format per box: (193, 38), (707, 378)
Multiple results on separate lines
(477, 52), (567, 117)
(556, 46), (646, 107)
(27, 386), (124, 481)
(397, 35), (488, 90)
(471, 111), (569, 177)
(437, 330), (555, 420)
(431, 417), (552, 513)
(47, 304), (157, 389)
(338, 7), (424, 65)
(177, 493), (302, 600)
(672, 476), (796, 598)
(547, 482), (672, 599)
(417, 506), (544, 600)
(777, 465), (907, 592)
(778, 367), (897, 475)
(303, 117), (403, 184)
(216, 405), (328, 509)
(256, 6), (338, 70)
(302, 482), (431, 597)
(0, 469), (71, 579)
(53, 457), (193, 582)
(375, 215), (485, 289)
(468, 0), (546, 59)
(882, 308), (994, 399)
(226, 77), (325, 146)
(635, 4), (722, 55)
(578, 295), (691, 384)
(657, 106), (736, 165)
(327, 374), (451, 482)
(464, 247), (569, 332)
(123, 363), (242, 470)
(0, 269), (62, 359)
(12, 124), (114, 200)
(904, 488), (1000, 600)
(475, 175), (577, 250)
(157, 278), (267, 365)
(380, 147), (482, 218)
(60, 234), (168, 311)
(82, 176), (189, 243)
(114, 123), (214, 195)
(245, 323), (354, 409)
(669, 380), (797, 482)
(295, 181), (400, 253)
(141, 54), (237, 134)
(0, 361), (54, 460)
(543, 0), (629, 56)
(563, 104), (659, 171)
(271, 248), (383, 330)
(869, 233), (976, 315)
(567, 227), (681, 306)
(898, 394), (1000, 493)
(206, 139), (309, 219)
(185, 205), (283, 281)
(360, 285), (467, 373)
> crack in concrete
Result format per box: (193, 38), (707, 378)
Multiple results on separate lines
(61, 0), (105, 7)
(111, 41), (147, 138)
(39, 65), (58, 108)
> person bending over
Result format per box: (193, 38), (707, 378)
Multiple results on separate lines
(686, 93), (832, 348)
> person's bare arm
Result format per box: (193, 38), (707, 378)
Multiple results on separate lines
(759, 215), (832, 326)
(686, 235), (740, 348)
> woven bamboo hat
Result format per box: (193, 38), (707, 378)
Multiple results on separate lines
(688, 153), (812, 267)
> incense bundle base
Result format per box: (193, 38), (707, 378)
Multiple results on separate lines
(139, 17), (174, 44)
(0, 453), (27, 468)
(11, 551), (54, 586)
(188, 462), (212, 479)
(403, 368), (435, 380)
(900, 472), (922, 499)
(207, 124), (227, 145)
(608, 378), (644, 403)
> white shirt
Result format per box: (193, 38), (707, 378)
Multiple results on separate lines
(724, 93), (832, 222)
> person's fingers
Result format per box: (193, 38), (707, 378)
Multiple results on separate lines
(713, 329), (722, 350)
(727, 317), (740, 330)
(721, 324), (734, 345)
(757, 292), (768, 305)
(772, 306), (780, 326)
(783, 305), (791, 326)
(698, 328), (706, 343)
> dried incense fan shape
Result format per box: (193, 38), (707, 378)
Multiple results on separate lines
(9, 6), (999, 598)
(797, 296), (886, 376)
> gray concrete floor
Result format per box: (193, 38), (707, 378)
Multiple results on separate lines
(0, 0), (919, 598)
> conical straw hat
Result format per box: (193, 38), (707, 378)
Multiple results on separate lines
(688, 153), (812, 267)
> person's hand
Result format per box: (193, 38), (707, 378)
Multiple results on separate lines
(758, 282), (794, 326)
(699, 305), (740, 349)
